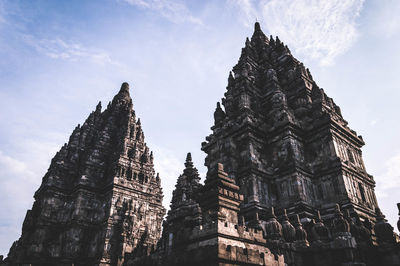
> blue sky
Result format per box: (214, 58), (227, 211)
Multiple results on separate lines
(1, 0), (400, 256)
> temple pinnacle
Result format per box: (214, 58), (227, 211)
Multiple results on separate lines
(186, 152), (192, 162)
(185, 152), (193, 169)
(96, 101), (102, 112)
(120, 82), (130, 92)
(112, 82), (132, 107)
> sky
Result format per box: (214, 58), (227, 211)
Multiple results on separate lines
(0, 0), (400, 256)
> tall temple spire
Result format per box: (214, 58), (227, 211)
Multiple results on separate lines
(6, 21), (400, 266)
(169, 152), (201, 210)
(120, 81), (130, 93)
(112, 81), (132, 108)
(128, 22), (398, 266)
(202, 20), (378, 229)
(185, 152), (193, 168)
(7, 82), (165, 265)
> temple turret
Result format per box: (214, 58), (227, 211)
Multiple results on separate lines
(311, 210), (330, 243)
(374, 207), (396, 246)
(263, 207), (283, 241)
(169, 152), (202, 210)
(293, 214), (309, 247)
(332, 204), (350, 235)
(281, 209), (296, 242)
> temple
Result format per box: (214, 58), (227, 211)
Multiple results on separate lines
(3, 23), (400, 266)
(202, 22), (377, 224)
(6, 83), (165, 265)
(135, 22), (400, 266)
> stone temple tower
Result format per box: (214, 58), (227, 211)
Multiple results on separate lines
(202, 22), (378, 225)
(7, 83), (165, 265)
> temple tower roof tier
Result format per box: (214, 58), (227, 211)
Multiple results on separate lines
(202, 22), (378, 226)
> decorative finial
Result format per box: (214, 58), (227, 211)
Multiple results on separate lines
(245, 37), (250, 47)
(293, 214), (308, 244)
(96, 101), (102, 112)
(120, 82), (130, 93)
(312, 210), (330, 242)
(332, 204), (350, 234)
(269, 35), (275, 46)
(186, 152), (192, 163)
(281, 209), (295, 242)
(121, 82), (129, 90)
(184, 152), (194, 169)
(254, 21), (261, 32)
(214, 102), (226, 126)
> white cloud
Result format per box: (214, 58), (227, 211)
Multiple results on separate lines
(370, 0), (400, 38)
(152, 145), (183, 208)
(374, 152), (400, 231)
(375, 152), (400, 197)
(0, 151), (35, 178)
(0, 137), (62, 256)
(228, 0), (257, 28)
(230, 0), (364, 66)
(0, 151), (41, 257)
(21, 35), (118, 65)
(369, 119), (378, 126)
(0, 151), (38, 212)
(122, 0), (201, 24)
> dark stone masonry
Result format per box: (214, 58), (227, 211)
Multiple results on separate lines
(2, 22), (400, 266)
